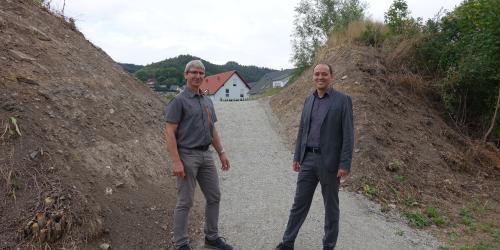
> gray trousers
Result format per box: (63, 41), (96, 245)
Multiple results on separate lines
(174, 148), (221, 248)
(282, 152), (341, 249)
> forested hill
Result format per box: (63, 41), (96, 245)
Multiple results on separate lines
(118, 63), (144, 74)
(127, 54), (275, 88)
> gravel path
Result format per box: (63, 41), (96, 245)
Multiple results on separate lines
(196, 100), (439, 250)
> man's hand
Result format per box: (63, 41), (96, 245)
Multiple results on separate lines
(219, 153), (230, 171)
(292, 161), (300, 172)
(172, 161), (185, 177)
(337, 168), (349, 178)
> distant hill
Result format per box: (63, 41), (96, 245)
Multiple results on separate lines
(133, 54), (275, 90)
(118, 63), (144, 73)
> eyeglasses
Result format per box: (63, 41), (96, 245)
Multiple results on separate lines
(187, 70), (205, 76)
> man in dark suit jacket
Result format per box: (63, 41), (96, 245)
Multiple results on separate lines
(276, 63), (354, 250)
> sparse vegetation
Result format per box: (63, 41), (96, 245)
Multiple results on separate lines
(394, 175), (405, 182)
(1, 117), (22, 140)
(363, 184), (377, 198)
(404, 211), (430, 228)
(425, 207), (447, 226)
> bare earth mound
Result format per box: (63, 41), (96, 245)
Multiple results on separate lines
(0, 1), (202, 249)
(270, 44), (499, 247)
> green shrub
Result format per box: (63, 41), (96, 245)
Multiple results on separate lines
(415, 0), (500, 138)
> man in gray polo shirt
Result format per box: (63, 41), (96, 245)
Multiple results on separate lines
(164, 60), (233, 250)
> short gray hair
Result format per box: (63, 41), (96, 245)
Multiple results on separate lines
(184, 59), (205, 73)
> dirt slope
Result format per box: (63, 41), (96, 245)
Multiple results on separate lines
(270, 44), (499, 246)
(0, 1), (202, 249)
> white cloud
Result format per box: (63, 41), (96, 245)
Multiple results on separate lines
(52, 0), (462, 69)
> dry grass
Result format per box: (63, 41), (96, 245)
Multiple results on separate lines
(315, 20), (388, 63)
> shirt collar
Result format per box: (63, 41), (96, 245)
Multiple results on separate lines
(313, 88), (333, 99)
(183, 87), (203, 98)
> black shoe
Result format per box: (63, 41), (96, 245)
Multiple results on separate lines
(275, 242), (294, 250)
(205, 237), (233, 250)
(177, 244), (191, 250)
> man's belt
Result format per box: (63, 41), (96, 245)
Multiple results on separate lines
(305, 146), (321, 154)
(182, 144), (210, 151)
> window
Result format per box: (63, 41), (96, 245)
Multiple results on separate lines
(226, 93), (229, 97)
(225, 89), (229, 93)
(233, 84), (236, 86)
(240, 94), (244, 98)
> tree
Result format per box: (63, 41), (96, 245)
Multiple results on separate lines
(384, 0), (410, 34)
(291, 0), (365, 71)
(384, 0), (423, 36)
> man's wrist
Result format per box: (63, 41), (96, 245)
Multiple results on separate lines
(218, 148), (225, 155)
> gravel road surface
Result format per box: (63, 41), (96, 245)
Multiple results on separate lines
(195, 100), (439, 250)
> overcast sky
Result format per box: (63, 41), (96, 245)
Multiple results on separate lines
(52, 0), (462, 69)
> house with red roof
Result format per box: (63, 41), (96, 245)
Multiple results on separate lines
(200, 70), (250, 101)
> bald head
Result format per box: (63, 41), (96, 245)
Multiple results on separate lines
(314, 63), (332, 75)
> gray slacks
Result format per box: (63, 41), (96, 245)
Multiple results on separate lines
(173, 148), (221, 248)
(282, 152), (341, 249)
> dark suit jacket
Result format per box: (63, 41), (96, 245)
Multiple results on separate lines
(293, 88), (354, 182)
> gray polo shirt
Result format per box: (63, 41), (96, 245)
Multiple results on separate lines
(306, 89), (332, 148)
(164, 88), (217, 149)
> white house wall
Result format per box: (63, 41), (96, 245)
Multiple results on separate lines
(212, 74), (249, 101)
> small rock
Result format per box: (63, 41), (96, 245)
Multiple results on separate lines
(354, 148), (360, 153)
(30, 150), (40, 160)
(44, 197), (55, 207)
(389, 204), (396, 209)
(36, 212), (47, 228)
(105, 187), (113, 195)
(99, 243), (110, 250)
(109, 108), (115, 114)
(10, 50), (36, 61)
(39, 229), (48, 242)
(354, 81), (360, 84)
(31, 222), (40, 235)
(341, 75), (348, 80)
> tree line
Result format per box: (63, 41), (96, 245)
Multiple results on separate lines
(291, 0), (499, 143)
(121, 55), (275, 92)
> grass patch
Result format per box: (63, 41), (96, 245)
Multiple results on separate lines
(404, 211), (430, 228)
(460, 208), (477, 227)
(261, 87), (284, 97)
(459, 241), (497, 250)
(363, 184), (378, 198)
(394, 175), (406, 182)
(426, 206), (447, 226)
(403, 194), (418, 207)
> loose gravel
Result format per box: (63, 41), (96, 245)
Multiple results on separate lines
(194, 100), (439, 250)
